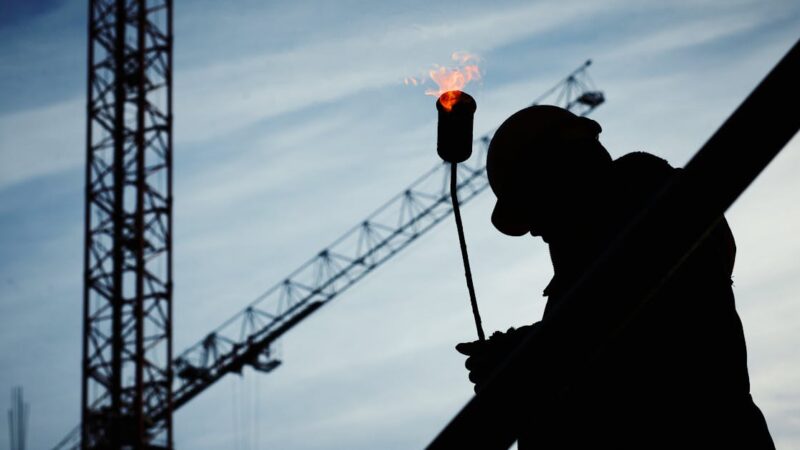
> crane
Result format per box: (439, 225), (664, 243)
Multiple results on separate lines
(170, 62), (603, 412)
(53, 58), (603, 449)
(173, 57), (603, 423)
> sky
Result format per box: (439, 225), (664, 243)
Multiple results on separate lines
(0, 0), (799, 448)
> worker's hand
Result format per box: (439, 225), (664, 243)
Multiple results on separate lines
(455, 324), (537, 392)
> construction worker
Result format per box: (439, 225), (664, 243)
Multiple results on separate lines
(456, 105), (774, 448)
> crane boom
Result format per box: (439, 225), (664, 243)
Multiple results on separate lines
(52, 60), (603, 450)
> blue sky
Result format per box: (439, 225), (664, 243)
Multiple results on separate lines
(1, 0), (799, 448)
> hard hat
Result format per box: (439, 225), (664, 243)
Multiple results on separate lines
(486, 105), (607, 236)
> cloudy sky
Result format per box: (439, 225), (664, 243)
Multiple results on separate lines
(1, 0), (799, 448)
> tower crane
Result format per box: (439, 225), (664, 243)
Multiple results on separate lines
(54, 8), (605, 442)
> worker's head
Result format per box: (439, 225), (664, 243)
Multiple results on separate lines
(486, 105), (612, 240)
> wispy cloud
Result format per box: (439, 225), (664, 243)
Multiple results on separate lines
(0, 98), (83, 188)
(173, 0), (625, 144)
(602, 5), (787, 60)
(1, 0), (618, 190)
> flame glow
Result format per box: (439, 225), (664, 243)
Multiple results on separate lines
(404, 51), (481, 111)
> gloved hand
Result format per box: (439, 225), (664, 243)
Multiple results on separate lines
(455, 324), (538, 392)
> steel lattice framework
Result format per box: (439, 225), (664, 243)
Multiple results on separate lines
(54, 60), (600, 449)
(81, 0), (173, 448)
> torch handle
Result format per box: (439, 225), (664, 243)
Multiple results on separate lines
(450, 163), (486, 341)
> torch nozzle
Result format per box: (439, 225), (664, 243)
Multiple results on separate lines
(437, 91), (477, 164)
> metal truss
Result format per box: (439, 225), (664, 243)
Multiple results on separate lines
(81, 0), (173, 448)
(169, 135), (494, 412)
(54, 60), (600, 449)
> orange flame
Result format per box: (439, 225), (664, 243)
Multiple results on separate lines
(404, 51), (482, 111)
(426, 52), (481, 111)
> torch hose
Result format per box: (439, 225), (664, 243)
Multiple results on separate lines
(450, 162), (486, 341)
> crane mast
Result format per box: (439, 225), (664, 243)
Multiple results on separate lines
(55, 59), (602, 448)
(81, 0), (173, 448)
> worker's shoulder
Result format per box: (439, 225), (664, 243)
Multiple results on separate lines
(612, 151), (675, 175)
(611, 151), (676, 190)
(612, 152), (736, 275)
(608, 151), (677, 211)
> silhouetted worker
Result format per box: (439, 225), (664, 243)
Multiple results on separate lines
(456, 105), (774, 449)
